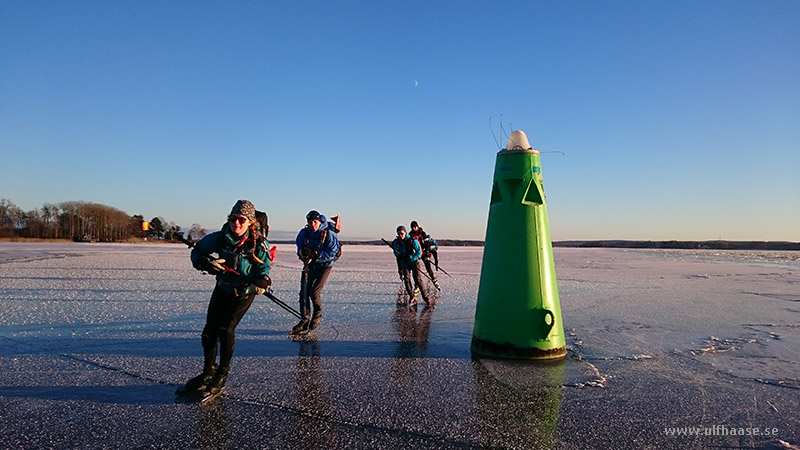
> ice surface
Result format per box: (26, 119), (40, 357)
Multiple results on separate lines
(0, 243), (798, 449)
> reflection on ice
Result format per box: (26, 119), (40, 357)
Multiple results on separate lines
(472, 358), (563, 448)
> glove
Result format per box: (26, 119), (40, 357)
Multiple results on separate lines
(198, 257), (226, 275)
(268, 246), (277, 262)
(251, 276), (272, 295)
(298, 248), (320, 261)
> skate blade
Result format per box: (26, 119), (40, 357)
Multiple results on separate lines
(200, 389), (223, 404)
(288, 331), (314, 340)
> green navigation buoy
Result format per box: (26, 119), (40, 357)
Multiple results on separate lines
(472, 130), (566, 360)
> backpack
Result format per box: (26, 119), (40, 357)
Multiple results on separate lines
(254, 210), (276, 262)
(303, 214), (342, 262)
(322, 215), (342, 261)
(255, 210), (269, 238)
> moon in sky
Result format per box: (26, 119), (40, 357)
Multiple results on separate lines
(413, 80), (419, 87)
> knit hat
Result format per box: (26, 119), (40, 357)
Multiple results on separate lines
(230, 200), (256, 223)
(397, 225), (407, 233)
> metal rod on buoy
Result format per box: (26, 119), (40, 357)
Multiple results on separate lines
(471, 130), (567, 360)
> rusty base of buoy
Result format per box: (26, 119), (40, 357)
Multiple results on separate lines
(471, 336), (567, 361)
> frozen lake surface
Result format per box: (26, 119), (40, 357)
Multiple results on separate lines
(0, 242), (798, 449)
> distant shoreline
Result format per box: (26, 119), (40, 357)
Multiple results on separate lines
(551, 240), (800, 251)
(276, 239), (800, 251)
(2, 237), (797, 251)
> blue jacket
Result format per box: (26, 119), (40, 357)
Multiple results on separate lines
(391, 236), (422, 265)
(296, 214), (339, 269)
(191, 226), (271, 286)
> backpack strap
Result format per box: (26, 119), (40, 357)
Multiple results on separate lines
(302, 226), (310, 248)
(240, 227), (266, 264)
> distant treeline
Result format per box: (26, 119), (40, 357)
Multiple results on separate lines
(0, 198), (205, 242)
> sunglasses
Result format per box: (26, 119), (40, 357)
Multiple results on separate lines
(228, 215), (249, 225)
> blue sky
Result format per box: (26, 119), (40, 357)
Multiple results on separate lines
(1, 1), (798, 241)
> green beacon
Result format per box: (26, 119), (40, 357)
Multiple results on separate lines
(472, 130), (566, 360)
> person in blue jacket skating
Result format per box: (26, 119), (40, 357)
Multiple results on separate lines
(292, 210), (339, 335)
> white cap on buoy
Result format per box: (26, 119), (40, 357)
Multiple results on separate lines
(502, 130), (538, 154)
(506, 130), (530, 150)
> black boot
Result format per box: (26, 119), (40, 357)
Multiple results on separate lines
(290, 318), (309, 335)
(176, 364), (216, 394)
(309, 311), (322, 331)
(205, 366), (229, 395)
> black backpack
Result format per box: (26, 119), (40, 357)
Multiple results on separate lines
(255, 210), (269, 238)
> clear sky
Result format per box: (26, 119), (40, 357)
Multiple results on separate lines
(2, 1), (798, 241)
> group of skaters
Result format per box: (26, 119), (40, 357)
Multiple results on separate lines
(177, 199), (444, 400)
(389, 221), (441, 307)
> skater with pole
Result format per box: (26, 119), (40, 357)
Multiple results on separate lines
(176, 200), (272, 401)
(290, 210), (340, 336)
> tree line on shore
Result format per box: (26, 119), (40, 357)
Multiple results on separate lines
(2, 198), (796, 249)
(0, 198), (206, 242)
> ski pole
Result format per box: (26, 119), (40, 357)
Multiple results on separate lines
(176, 234), (197, 248)
(264, 291), (302, 319)
(177, 234), (302, 318)
(299, 258), (310, 316)
(428, 258), (452, 278)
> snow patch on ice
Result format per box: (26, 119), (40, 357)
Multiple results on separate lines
(695, 335), (759, 354)
(565, 350), (610, 388)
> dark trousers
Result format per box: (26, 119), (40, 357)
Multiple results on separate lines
(201, 285), (256, 370)
(400, 260), (428, 299)
(299, 265), (332, 319)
